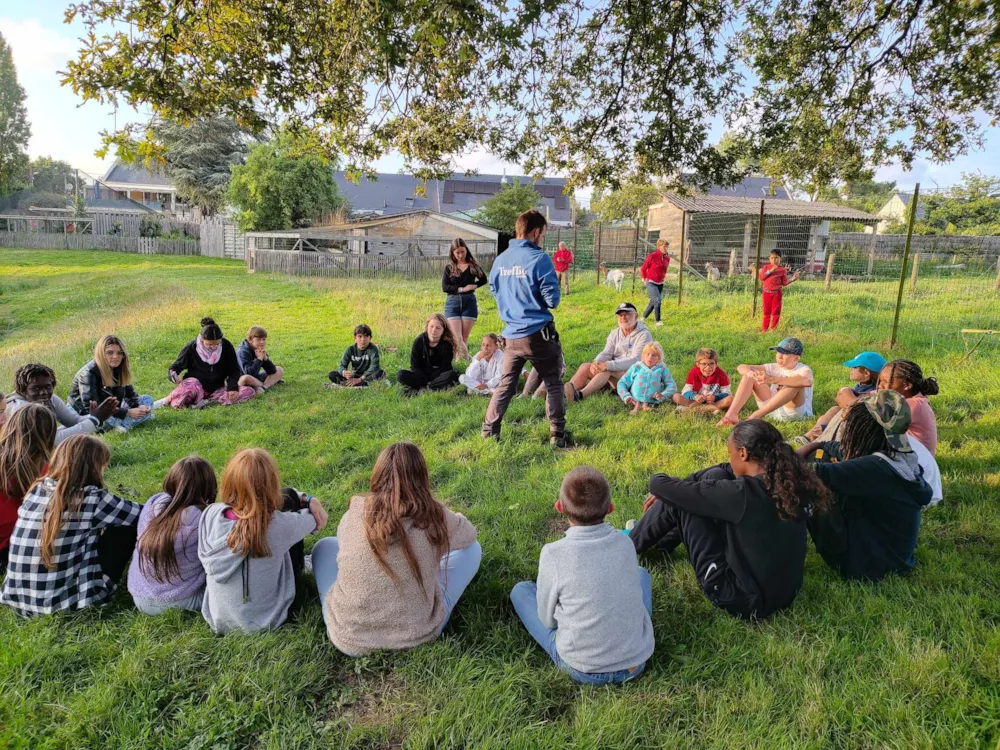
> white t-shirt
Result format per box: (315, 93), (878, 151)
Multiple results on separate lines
(909, 436), (943, 506)
(762, 362), (814, 417)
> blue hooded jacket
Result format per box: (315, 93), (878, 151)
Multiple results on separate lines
(489, 239), (561, 338)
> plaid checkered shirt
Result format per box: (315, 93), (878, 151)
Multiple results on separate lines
(0, 478), (141, 615)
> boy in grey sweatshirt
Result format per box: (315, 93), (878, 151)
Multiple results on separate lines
(510, 466), (654, 684)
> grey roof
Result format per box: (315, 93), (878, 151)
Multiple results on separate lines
(702, 177), (790, 200)
(661, 193), (878, 222)
(102, 161), (173, 188)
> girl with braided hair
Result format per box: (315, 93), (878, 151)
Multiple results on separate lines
(878, 359), (939, 455)
(800, 391), (934, 582)
(626, 418), (830, 620)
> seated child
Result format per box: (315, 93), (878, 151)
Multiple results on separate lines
(198, 448), (328, 633)
(805, 351), (885, 441)
(459, 333), (503, 395)
(627, 419), (830, 619)
(671, 348), (733, 412)
(236, 326), (285, 393)
(717, 337), (813, 426)
(878, 359), (938, 455)
(315, 442), (482, 656)
(68, 335), (154, 433)
(396, 314), (460, 394)
(1, 435), (141, 615)
(328, 324), (385, 388)
(128, 456), (218, 615)
(0, 404), (57, 575)
(617, 342), (677, 414)
(511, 466), (654, 685)
(5, 363), (118, 444)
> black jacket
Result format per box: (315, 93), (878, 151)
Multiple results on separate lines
(169, 338), (242, 393)
(67, 360), (139, 420)
(409, 333), (454, 375)
(442, 264), (488, 295)
(644, 464), (808, 618)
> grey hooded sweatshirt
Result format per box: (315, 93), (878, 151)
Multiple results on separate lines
(198, 503), (317, 634)
(593, 321), (653, 373)
(3, 393), (98, 445)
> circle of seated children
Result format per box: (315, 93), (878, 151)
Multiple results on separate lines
(441, 238), (489, 361)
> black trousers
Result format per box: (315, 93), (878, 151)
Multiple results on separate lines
(396, 368), (459, 392)
(280, 488), (307, 577)
(629, 468), (760, 619)
(96, 523), (139, 585)
(806, 498), (850, 578)
(328, 369), (386, 386)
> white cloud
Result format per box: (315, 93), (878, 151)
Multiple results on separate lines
(0, 17), (76, 76)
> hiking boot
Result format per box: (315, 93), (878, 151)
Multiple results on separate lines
(550, 435), (567, 449)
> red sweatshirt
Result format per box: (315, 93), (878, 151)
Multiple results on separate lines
(553, 247), (574, 273)
(761, 263), (790, 292)
(640, 251), (670, 283)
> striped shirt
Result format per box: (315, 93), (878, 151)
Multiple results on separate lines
(1, 478), (141, 615)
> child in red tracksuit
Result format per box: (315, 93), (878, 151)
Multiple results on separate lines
(553, 242), (574, 295)
(758, 249), (799, 332)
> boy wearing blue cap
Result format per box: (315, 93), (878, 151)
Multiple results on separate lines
(717, 337), (813, 427)
(804, 351), (886, 441)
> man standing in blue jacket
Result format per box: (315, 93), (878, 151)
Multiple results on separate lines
(482, 209), (566, 447)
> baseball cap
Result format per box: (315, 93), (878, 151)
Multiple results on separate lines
(769, 337), (803, 356)
(844, 351), (886, 372)
(861, 390), (912, 452)
(615, 302), (637, 315)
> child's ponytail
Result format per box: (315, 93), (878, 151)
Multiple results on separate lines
(731, 420), (830, 520)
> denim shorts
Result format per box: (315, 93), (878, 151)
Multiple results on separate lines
(444, 293), (478, 320)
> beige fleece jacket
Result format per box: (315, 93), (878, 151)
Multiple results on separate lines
(324, 495), (478, 655)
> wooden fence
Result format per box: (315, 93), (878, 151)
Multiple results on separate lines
(0, 231), (199, 255)
(201, 216), (246, 259)
(247, 249), (497, 280)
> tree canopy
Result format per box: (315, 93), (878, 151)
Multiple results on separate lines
(476, 181), (542, 236)
(62, 1), (1000, 191)
(0, 32), (30, 198)
(885, 173), (1000, 236)
(155, 117), (249, 215)
(227, 132), (348, 232)
(29, 157), (74, 196)
(590, 181), (663, 226)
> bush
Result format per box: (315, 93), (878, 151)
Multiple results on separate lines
(139, 216), (163, 237)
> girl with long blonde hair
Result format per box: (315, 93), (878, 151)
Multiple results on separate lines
(0, 434), (142, 615)
(0, 403), (57, 573)
(316, 442), (481, 656)
(197, 448), (327, 633)
(396, 313), (461, 394)
(68, 335), (156, 432)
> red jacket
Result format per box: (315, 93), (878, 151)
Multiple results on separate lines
(761, 263), (790, 292)
(553, 247), (574, 272)
(640, 251), (670, 283)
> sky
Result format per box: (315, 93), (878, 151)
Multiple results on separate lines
(3, 1), (999, 204)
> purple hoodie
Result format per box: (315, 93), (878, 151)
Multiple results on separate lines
(127, 493), (205, 603)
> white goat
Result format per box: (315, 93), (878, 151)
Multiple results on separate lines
(705, 263), (721, 281)
(599, 264), (626, 291)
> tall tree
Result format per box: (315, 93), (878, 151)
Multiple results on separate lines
(590, 181), (663, 226)
(62, 1), (1000, 192)
(155, 117), (249, 215)
(0, 33), (30, 197)
(227, 131), (347, 231)
(476, 181), (543, 236)
(29, 157), (74, 195)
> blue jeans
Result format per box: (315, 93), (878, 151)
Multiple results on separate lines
(510, 569), (653, 685)
(313, 537), (483, 638)
(104, 394), (155, 431)
(444, 293), (479, 321)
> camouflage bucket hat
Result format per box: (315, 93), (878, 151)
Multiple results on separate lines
(862, 390), (912, 452)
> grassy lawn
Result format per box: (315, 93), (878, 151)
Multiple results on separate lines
(1, 248), (998, 749)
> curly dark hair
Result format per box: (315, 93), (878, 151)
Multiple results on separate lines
(14, 363), (57, 396)
(840, 401), (893, 460)
(732, 419), (831, 519)
(884, 359), (939, 396)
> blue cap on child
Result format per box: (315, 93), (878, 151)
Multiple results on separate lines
(843, 351), (886, 372)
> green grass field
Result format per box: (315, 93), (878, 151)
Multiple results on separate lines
(1, 249), (999, 749)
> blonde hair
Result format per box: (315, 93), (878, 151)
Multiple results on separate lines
(94, 335), (133, 388)
(220, 449), (282, 558)
(695, 348), (718, 363)
(40, 435), (110, 570)
(642, 341), (664, 360)
(246, 326), (267, 340)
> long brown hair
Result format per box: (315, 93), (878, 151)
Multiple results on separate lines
(220, 449), (282, 558)
(138, 456), (218, 584)
(94, 334), (133, 388)
(0, 403), (57, 500)
(426, 313), (458, 350)
(447, 238), (482, 277)
(40, 435), (110, 570)
(364, 442), (449, 591)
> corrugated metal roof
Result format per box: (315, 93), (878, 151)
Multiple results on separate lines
(661, 193), (877, 222)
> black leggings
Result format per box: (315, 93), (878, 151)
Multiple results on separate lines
(280, 489), (307, 577)
(396, 368), (459, 392)
(96, 523), (139, 585)
(328, 369), (386, 386)
(629, 468), (761, 619)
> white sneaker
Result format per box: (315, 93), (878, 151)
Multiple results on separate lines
(303, 554), (313, 573)
(152, 398), (169, 410)
(113, 426), (128, 434)
(625, 519), (637, 531)
(655, 321), (664, 327)
(675, 405), (689, 414)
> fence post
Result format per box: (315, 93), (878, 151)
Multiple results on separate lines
(867, 232), (876, 276)
(994, 256), (1000, 291)
(824, 252), (836, 289)
(728, 249), (736, 277)
(677, 212), (687, 306)
(890, 183), (920, 349)
(595, 223), (602, 285)
(751, 200), (766, 319)
(573, 225), (578, 281)
(910, 252), (920, 290)
(630, 221), (640, 293)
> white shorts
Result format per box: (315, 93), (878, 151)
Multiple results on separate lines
(755, 386), (813, 422)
